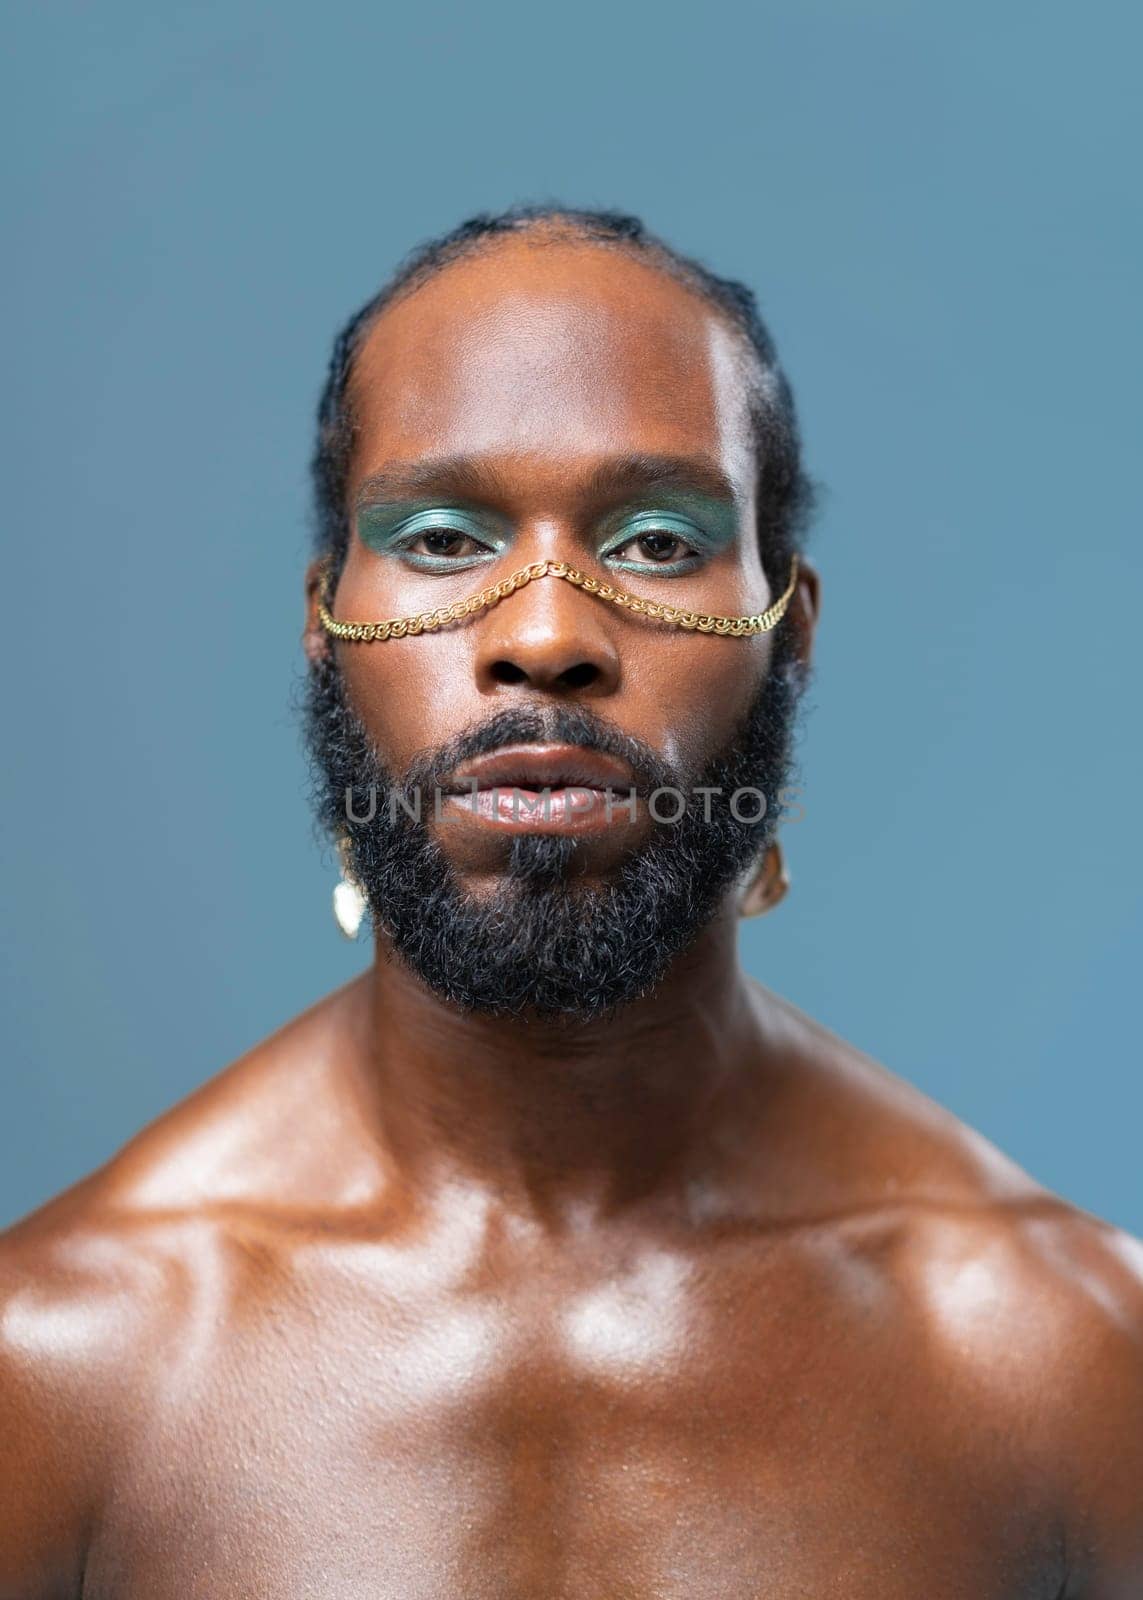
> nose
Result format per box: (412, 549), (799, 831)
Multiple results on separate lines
(473, 568), (621, 696)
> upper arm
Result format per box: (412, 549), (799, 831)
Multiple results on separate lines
(0, 1231), (114, 1600)
(1047, 1220), (1143, 1598)
(0, 1343), (88, 1599)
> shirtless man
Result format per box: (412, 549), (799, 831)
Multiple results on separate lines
(3, 206), (1141, 1599)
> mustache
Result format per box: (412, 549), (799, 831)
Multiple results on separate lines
(399, 704), (679, 801)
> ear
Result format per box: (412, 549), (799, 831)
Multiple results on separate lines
(302, 557), (333, 665)
(785, 557), (820, 677)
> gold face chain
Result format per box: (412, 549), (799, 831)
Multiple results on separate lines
(316, 553), (799, 642)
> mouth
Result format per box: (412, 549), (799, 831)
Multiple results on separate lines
(438, 744), (642, 833)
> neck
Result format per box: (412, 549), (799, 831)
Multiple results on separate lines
(345, 901), (777, 1228)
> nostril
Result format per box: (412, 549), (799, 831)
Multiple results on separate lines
(485, 659), (603, 690)
(490, 660), (528, 685)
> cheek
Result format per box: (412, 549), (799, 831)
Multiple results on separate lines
(335, 635), (482, 769)
(336, 647), (414, 765)
(610, 635), (773, 773)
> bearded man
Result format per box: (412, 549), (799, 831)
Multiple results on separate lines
(3, 206), (1141, 1599)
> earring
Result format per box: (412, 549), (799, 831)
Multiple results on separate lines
(738, 841), (790, 918)
(332, 834), (368, 940)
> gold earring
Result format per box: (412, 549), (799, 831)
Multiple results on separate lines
(332, 835), (368, 940)
(738, 842), (790, 918)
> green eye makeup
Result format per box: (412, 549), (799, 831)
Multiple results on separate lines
(598, 510), (729, 575)
(355, 496), (737, 579)
(357, 505), (508, 573)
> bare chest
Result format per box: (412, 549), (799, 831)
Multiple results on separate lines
(83, 1240), (1064, 1598)
(85, 1418), (1063, 1599)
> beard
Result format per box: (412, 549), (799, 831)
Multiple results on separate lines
(302, 629), (805, 1022)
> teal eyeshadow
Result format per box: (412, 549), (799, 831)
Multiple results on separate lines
(355, 493), (739, 570)
(599, 510), (730, 558)
(356, 504), (508, 560)
(598, 498), (739, 573)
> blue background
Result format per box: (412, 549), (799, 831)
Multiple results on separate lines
(2, 1), (1139, 1230)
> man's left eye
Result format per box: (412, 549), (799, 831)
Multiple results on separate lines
(613, 531), (700, 565)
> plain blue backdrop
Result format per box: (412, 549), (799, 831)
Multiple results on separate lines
(2, 0), (1139, 1230)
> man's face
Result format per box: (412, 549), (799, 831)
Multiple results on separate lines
(304, 237), (815, 1016)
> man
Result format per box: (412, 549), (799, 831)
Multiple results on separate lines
(2, 205), (1141, 1598)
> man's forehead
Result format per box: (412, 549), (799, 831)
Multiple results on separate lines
(347, 241), (758, 497)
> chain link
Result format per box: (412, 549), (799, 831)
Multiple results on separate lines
(316, 554), (799, 643)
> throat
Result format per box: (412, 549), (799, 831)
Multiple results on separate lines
(345, 909), (765, 1222)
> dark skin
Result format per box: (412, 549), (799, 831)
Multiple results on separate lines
(3, 234), (1142, 1599)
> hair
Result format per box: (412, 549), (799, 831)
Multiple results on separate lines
(311, 204), (815, 589)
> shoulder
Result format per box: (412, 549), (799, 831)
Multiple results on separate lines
(752, 985), (1133, 1587)
(881, 1106), (1143, 1593)
(0, 1181), (277, 1594)
(754, 983), (1143, 1592)
(0, 1196), (184, 1595)
(898, 1201), (1143, 1597)
(0, 975), (375, 1594)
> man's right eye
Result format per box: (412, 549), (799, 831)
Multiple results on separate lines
(407, 529), (486, 559)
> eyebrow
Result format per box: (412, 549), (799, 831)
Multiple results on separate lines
(353, 451), (742, 512)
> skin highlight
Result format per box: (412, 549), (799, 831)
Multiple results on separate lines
(2, 225), (1142, 1600)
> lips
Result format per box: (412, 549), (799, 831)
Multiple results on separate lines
(441, 744), (638, 797)
(437, 743), (642, 836)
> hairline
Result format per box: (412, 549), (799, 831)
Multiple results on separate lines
(312, 210), (810, 580)
(342, 229), (771, 460)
